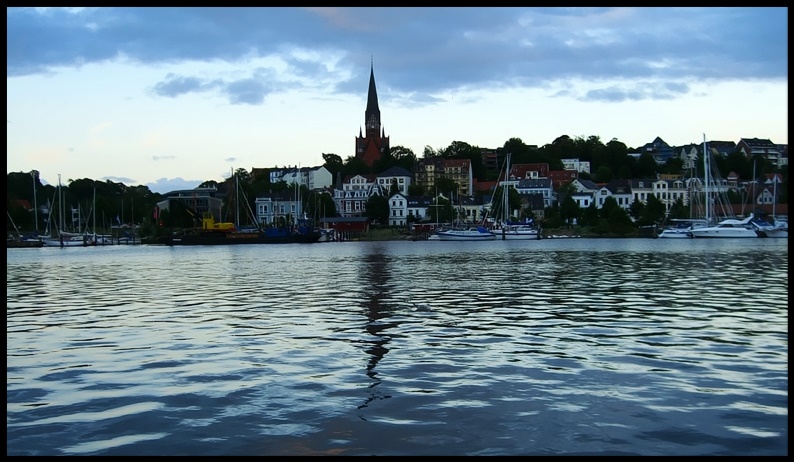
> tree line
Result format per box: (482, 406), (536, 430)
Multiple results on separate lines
(8, 134), (787, 237)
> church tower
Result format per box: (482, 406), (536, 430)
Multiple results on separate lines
(355, 60), (389, 167)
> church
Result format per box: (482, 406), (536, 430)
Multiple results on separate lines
(354, 61), (390, 167)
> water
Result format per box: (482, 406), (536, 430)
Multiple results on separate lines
(7, 238), (788, 456)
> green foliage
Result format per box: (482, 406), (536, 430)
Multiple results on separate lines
(365, 194), (389, 224)
(637, 194), (666, 226)
(407, 183), (425, 196)
(429, 196), (453, 223)
(305, 190), (336, 219)
(389, 178), (400, 196)
(434, 177), (460, 200)
(322, 153), (344, 177)
(579, 203), (600, 227)
(667, 197), (688, 220)
(559, 194), (580, 225)
(593, 166), (613, 183)
(636, 153), (658, 178)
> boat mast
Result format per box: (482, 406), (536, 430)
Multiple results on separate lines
(503, 152), (511, 224)
(772, 173), (777, 220)
(93, 183), (97, 238)
(703, 134), (710, 224)
(31, 171), (38, 234)
(58, 174), (64, 247)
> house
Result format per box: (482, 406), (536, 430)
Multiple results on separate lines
(548, 169), (579, 190)
(254, 190), (304, 227)
(510, 162), (549, 180)
(515, 178), (554, 208)
(629, 178), (688, 213)
(737, 137), (783, 168)
(561, 158), (591, 174)
(413, 157), (474, 197)
(334, 174), (387, 218)
(595, 179), (633, 211)
(638, 136), (674, 164)
(387, 193), (409, 227)
(518, 193), (546, 220)
(279, 165), (333, 191)
(376, 166), (413, 196)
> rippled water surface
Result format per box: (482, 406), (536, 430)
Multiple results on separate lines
(7, 238), (788, 455)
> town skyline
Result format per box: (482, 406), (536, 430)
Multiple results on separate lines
(7, 7), (788, 194)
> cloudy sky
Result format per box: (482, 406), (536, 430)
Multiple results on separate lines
(7, 7), (788, 194)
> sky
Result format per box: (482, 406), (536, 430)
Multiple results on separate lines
(7, 7), (788, 194)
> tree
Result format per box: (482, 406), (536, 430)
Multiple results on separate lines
(629, 198), (645, 220)
(407, 183), (425, 196)
(599, 196), (634, 232)
(198, 180), (220, 189)
(342, 155), (370, 177)
(667, 197), (688, 220)
(559, 194), (580, 226)
(423, 145), (440, 158)
(389, 145), (417, 172)
(373, 148), (397, 173)
(638, 193), (666, 226)
(429, 195), (452, 223)
(365, 194), (389, 225)
(388, 178), (400, 196)
(322, 153), (344, 178)
(579, 203), (599, 227)
(636, 153), (658, 178)
(434, 176), (460, 201)
(305, 190), (336, 219)
(593, 166), (614, 183)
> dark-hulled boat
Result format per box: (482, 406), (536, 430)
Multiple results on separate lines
(158, 213), (321, 246)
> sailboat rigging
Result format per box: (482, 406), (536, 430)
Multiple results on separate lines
(689, 135), (759, 238)
(491, 152), (541, 240)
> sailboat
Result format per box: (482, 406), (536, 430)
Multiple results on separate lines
(42, 175), (96, 247)
(658, 145), (709, 238)
(490, 152), (541, 240)
(751, 175), (788, 238)
(688, 136), (759, 238)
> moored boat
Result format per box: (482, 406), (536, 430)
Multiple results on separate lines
(493, 222), (542, 240)
(436, 226), (496, 241)
(657, 219), (708, 239)
(159, 213), (321, 246)
(751, 218), (788, 238)
(7, 236), (43, 248)
(689, 214), (760, 238)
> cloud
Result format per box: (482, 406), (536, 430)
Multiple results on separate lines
(580, 81), (691, 102)
(8, 7), (787, 104)
(144, 177), (202, 194)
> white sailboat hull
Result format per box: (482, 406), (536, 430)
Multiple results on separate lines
(494, 226), (541, 240)
(657, 229), (693, 238)
(437, 228), (496, 241)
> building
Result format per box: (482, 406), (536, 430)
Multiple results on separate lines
(737, 137), (784, 168)
(413, 157), (474, 197)
(254, 190), (303, 227)
(376, 166), (413, 196)
(355, 61), (389, 167)
(334, 174), (387, 218)
(157, 187), (225, 224)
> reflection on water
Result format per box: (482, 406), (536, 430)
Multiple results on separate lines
(6, 239), (788, 455)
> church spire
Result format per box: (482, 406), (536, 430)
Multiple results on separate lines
(364, 57), (380, 133)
